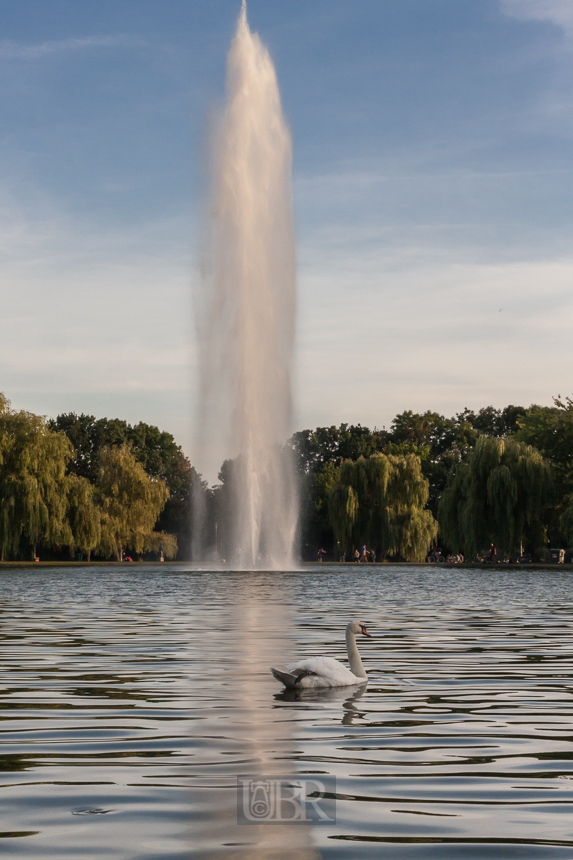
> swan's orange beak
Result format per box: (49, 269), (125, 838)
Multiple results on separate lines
(361, 625), (372, 637)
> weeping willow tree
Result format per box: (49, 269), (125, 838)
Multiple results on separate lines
(0, 404), (74, 560)
(67, 475), (101, 561)
(438, 436), (552, 557)
(95, 445), (176, 561)
(329, 453), (437, 561)
(0, 394), (178, 561)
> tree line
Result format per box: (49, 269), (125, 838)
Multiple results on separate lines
(0, 394), (202, 561)
(285, 399), (573, 562)
(1, 392), (572, 562)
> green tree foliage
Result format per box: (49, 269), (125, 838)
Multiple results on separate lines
(438, 436), (552, 558)
(329, 453), (438, 562)
(389, 406), (526, 514)
(514, 396), (573, 548)
(516, 396), (573, 497)
(288, 425), (389, 558)
(300, 461), (340, 558)
(95, 445), (175, 561)
(0, 396), (178, 561)
(49, 412), (202, 558)
(457, 405), (525, 437)
(49, 412), (191, 487)
(289, 424), (389, 475)
(66, 475), (101, 560)
(289, 407), (525, 558)
(0, 403), (74, 560)
(4, 390), (557, 563)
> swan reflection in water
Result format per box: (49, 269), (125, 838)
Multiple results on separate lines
(274, 682), (368, 725)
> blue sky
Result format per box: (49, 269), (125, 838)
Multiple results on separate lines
(0, 0), (572, 478)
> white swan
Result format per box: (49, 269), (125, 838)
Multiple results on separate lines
(270, 620), (372, 689)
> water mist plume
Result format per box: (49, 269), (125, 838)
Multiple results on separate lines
(197, 2), (298, 569)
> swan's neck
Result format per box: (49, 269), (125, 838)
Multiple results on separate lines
(346, 627), (367, 679)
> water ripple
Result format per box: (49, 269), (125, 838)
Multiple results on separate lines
(1, 566), (573, 857)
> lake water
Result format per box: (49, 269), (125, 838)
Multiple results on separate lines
(1, 565), (573, 859)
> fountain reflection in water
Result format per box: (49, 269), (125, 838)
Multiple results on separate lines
(197, 1), (298, 569)
(189, 588), (320, 860)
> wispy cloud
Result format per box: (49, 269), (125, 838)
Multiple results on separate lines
(295, 234), (573, 435)
(0, 34), (146, 61)
(501, 0), (573, 37)
(0, 182), (194, 454)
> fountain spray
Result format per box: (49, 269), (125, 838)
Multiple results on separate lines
(197, 2), (298, 568)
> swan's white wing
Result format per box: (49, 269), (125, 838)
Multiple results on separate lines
(285, 656), (362, 687)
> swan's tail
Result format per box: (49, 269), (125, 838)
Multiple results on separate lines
(270, 667), (299, 689)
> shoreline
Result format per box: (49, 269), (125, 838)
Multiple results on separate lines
(0, 560), (572, 572)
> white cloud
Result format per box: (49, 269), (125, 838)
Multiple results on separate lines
(2, 170), (571, 479)
(0, 186), (195, 457)
(0, 35), (146, 62)
(294, 226), (573, 435)
(501, 0), (573, 37)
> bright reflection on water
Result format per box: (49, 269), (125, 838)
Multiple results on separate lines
(1, 566), (573, 858)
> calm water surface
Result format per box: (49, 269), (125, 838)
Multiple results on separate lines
(1, 566), (573, 859)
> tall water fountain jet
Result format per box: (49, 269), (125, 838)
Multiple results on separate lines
(197, 1), (298, 568)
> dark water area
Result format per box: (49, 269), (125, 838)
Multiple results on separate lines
(1, 566), (573, 859)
